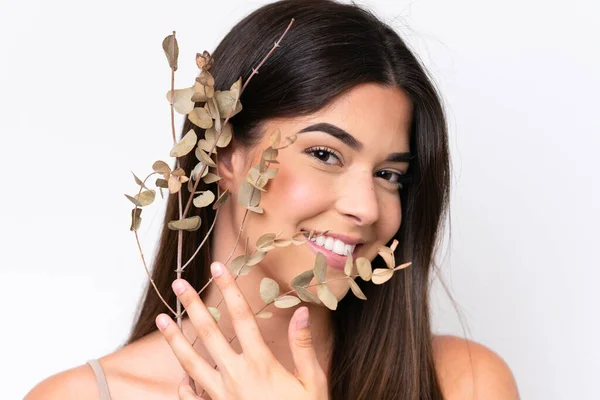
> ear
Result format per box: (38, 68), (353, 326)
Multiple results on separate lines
(215, 139), (250, 192)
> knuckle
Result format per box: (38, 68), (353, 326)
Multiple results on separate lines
(230, 304), (252, 321)
(295, 331), (314, 349)
(197, 323), (214, 341)
(179, 291), (196, 308)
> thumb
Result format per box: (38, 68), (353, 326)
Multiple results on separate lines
(288, 306), (325, 388)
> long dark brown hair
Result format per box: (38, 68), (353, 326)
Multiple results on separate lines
(124, 1), (451, 398)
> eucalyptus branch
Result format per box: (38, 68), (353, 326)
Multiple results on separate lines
(181, 18), (296, 222)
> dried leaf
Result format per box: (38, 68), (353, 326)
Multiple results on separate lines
(246, 250), (266, 266)
(247, 165), (269, 189)
(214, 90), (243, 117)
(313, 252), (327, 283)
(205, 97), (221, 124)
(168, 176), (182, 194)
(124, 194), (141, 207)
(192, 190), (215, 208)
(208, 307), (220, 322)
(202, 173), (221, 184)
(274, 134), (297, 149)
(172, 167), (186, 177)
(168, 216), (201, 231)
(262, 147), (278, 162)
(256, 233), (276, 251)
(152, 160), (171, 177)
(188, 107), (213, 129)
(155, 178), (168, 188)
(130, 208), (142, 231)
(269, 130), (281, 148)
(274, 295), (301, 309)
(212, 189), (229, 210)
(229, 255), (247, 276)
(190, 162), (209, 181)
(377, 245), (395, 269)
(372, 268), (394, 285)
(256, 311), (273, 319)
(259, 157), (267, 173)
(263, 167), (278, 180)
(390, 239), (399, 252)
(356, 257), (372, 281)
(247, 205), (264, 214)
(170, 129), (197, 158)
(291, 269), (314, 288)
(344, 252), (354, 276)
(230, 76), (242, 99)
(295, 287), (321, 304)
(394, 261), (412, 271)
(135, 190), (156, 207)
(191, 81), (214, 102)
(317, 284), (338, 310)
(131, 172), (147, 189)
(348, 279), (367, 300)
(273, 238), (292, 247)
(195, 147), (217, 168)
(162, 34), (178, 70)
(260, 277), (280, 303)
(166, 87), (195, 114)
(197, 138), (216, 154)
(196, 50), (213, 70)
(238, 180), (261, 208)
(196, 70), (215, 87)
(205, 122), (233, 148)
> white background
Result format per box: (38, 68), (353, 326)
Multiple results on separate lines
(1, 0), (598, 398)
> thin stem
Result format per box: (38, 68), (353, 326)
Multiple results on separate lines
(132, 171), (176, 315)
(180, 208), (219, 272)
(134, 229), (177, 315)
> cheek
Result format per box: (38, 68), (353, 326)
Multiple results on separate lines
(261, 162), (326, 222)
(379, 194), (403, 242)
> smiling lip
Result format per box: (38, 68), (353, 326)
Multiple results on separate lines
(305, 238), (362, 271)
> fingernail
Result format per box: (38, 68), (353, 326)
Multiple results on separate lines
(172, 279), (186, 296)
(156, 314), (170, 330)
(211, 262), (224, 277)
(295, 307), (310, 330)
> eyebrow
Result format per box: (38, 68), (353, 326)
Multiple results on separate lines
(297, 122), (414, 163)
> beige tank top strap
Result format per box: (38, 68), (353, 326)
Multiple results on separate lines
(86, 359), (112, 400)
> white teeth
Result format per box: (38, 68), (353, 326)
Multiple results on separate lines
(344, 243), (355, 255)
(316, 235), (325, 246)
(324, 236), (335, 250)
(332, 239), (346, 255)
(310, 234), (357, 256)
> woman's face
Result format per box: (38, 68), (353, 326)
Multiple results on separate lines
(223, 82), (413, 300)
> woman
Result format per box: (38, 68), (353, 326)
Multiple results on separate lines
(25, 0), (519, 399)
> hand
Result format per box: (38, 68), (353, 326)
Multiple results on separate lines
(155, 261), (329, 400)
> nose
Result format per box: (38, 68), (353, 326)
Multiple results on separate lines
(335, 168), (379, 226)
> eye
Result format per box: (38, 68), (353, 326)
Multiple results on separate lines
(304, 146), (343, 166)
(375, 170), (413, 190)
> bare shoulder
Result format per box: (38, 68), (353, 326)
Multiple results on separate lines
(432, 334), (520, 400)
(24, 363), (100, 400)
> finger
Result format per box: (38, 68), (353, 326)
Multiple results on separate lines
(172, 278), (237, 367)
(287, 307), (326, 389)
(210, 261), (269, 356)
(155, 313), (220, 395)
(178, 374), (207, 400)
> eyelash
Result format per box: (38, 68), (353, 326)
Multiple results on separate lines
(304, 146), (413, 190)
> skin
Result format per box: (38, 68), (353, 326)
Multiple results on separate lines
(24, 83), (520, 399)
